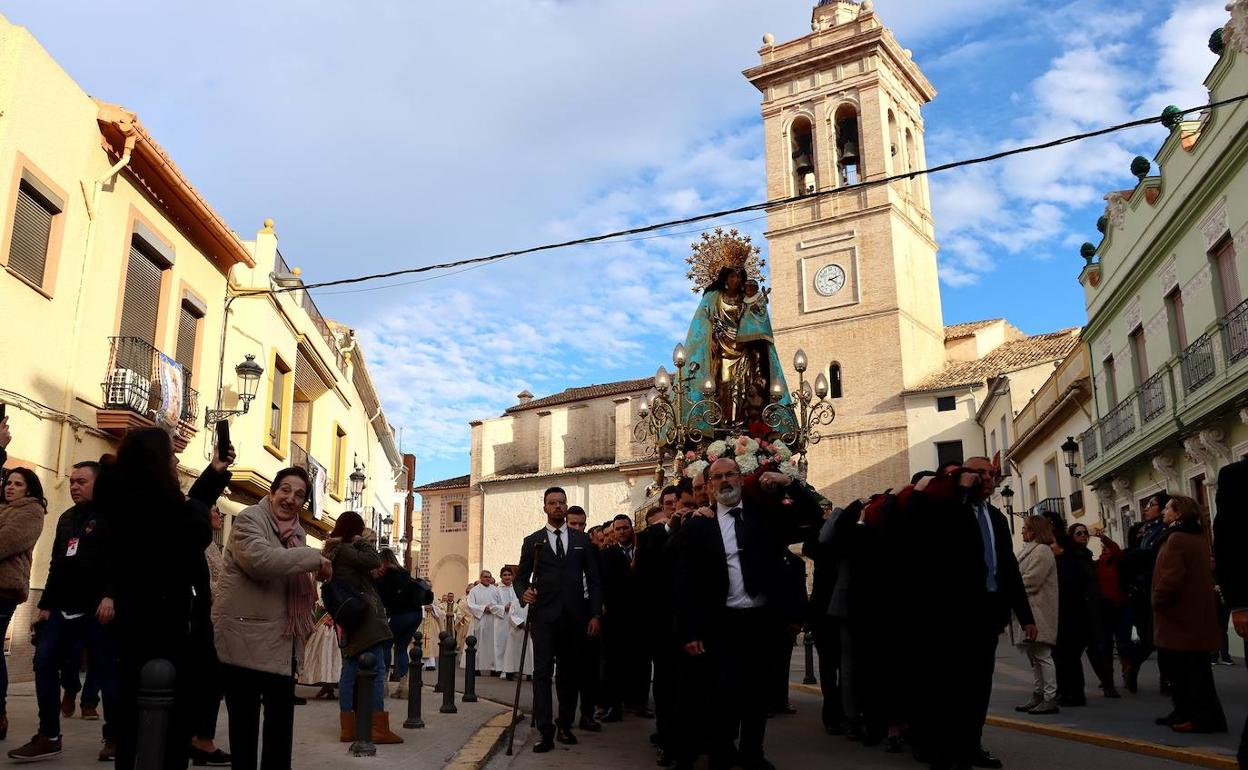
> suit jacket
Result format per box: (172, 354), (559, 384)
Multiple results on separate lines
(909, 488), (1033, 633)
(636, 524), (676, 643)
(601, 542), (640, 624)
(1216, 458), (1248, 610)
(514, 526), (603, 625)
(674, 482), (822, 645)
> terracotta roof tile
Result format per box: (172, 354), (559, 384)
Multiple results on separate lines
(505, 377), (651, 414)
(944, 319), (1003, 339)
(907, 329), (1082, 393)
(413, 474), (470, 492)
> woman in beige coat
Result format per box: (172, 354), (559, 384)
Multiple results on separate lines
(213, 468), (330, 770)
(0, 467), (48, 740)
(1013, 515), (1060, 715)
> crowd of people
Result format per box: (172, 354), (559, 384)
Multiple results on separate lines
(0, 418), (436, 768)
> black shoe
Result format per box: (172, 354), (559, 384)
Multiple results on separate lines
(969, 746), (1003, 769)
(533, 737), (555, 753)
(579, 717), (602, 732)
(190, 747), (232, 767)
(601, 707), (623, 723)
(556, 727), (578, 745)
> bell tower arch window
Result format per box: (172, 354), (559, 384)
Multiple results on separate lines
(904, 127), (918, 197)
(790, 116), (816, 195)
(833, 104), (862, 186)
(887, 109), (900, 175)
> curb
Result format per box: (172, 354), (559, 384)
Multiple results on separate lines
(788, 683), (1238, 770)
(444, 709), (513, 770)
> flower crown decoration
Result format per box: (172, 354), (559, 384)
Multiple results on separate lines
(685, 228), (766, 293)
(683, 433), (799, 483)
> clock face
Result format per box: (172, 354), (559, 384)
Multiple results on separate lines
(814, 263), (847, 297)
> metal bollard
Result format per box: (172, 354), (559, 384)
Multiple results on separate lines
(439, 633), (458, 714)
(135, 659), (176, 770)
(463, 635), (479, 703)
(351, 652), (378, 757)
(404, 635), (425, 729)
(802, 629), (817, 685)
(433, 631), (450, 693)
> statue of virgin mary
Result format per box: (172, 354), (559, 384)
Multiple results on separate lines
(680, 229), (791, 434)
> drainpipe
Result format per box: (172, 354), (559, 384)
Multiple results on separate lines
(54, 119), (138, 483)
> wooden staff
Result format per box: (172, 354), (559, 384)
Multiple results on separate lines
(506, 539), (543, 755)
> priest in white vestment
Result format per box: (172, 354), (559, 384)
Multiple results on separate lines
(419, 599), (446, 670)
(501, 593), (534, 677)
(464, 571), (501, 673)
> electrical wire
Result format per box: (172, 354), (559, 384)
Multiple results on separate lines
(249, 94), (1248, 298)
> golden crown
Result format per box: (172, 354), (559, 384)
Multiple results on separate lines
(685, 228), (765, 293)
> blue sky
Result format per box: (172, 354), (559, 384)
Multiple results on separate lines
(3, 0), (1228, 485)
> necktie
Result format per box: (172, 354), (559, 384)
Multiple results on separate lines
(977, 505), (997, 592)
(554, 528), (565, 559)
(728, 507), (760, 597)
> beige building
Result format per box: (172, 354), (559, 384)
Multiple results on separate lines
(415, 475), (470, 599)
(467, 380), (654, 579)
(1076, 14), (1248, 538)
(0, 13), (404, 675)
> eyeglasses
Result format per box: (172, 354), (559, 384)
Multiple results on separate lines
(1073, 530), (1089, 537)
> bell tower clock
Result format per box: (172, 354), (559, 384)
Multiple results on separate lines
(746, 0), (948, 503)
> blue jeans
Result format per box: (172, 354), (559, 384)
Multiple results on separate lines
(61, 637), (102, 708)
(339, 644), (387, 713)
(34, 612), (118, 739)
(384, 611), (421, 681)
(0, 598), (17, 714)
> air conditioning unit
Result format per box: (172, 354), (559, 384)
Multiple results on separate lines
(107, 368), (151, 413)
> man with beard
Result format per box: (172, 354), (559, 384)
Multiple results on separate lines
(514, 487), (603, 752)
(674, 458), (821, 770)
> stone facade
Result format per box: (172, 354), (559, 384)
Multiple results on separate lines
(415, 476), (471, 599)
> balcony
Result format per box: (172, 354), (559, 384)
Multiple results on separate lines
(1030, 497), (1067, 517)
(1137, 369), (1167, 425)
(1224, 297), (1248, 365)
(1179, 332), (1216, 394)
(1069, 490), (1084, 514)
(1080, 426), (1099, 463)
(1100, 394), (1136, 451)
(97, 336), (199, 451)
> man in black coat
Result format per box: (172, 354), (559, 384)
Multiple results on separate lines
(600, 512), (649, 720)
(565, 505), (603, 732)
(674, 458), (822, 770)
(635, 486), (682, 763)
(514, 487), (604, 753)
(1214, 458), (1248, 769)
(908, 457), (1035, 770)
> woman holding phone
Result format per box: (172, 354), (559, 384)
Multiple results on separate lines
(0, 465), (48, 744)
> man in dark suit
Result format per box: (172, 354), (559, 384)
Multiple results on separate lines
(636, 486), (682, 764)
(565, 505), (603, 732)
(514, 487), (604, 753)
(909, 457), (1035, 770)
(674, 458), (822, 770)
(1214, 458), (1248, 769)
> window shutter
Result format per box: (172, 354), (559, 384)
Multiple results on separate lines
(119, 243), (164, 346)
(175, 304), (200, 378)
(8, 182), (56, 287)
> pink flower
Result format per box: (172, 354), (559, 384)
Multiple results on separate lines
(708, 452), (720, 461)
(685, 450), (697, 462)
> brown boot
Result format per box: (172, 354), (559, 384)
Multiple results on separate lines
(372, 712), (404, 744)
(339, 712), (355, 743)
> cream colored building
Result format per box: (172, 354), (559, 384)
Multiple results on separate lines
(0, 13), (404, 675)
(415, 475), (470, 599)
(467, 380), (654, 579)
(1076, 14), (1248, 539)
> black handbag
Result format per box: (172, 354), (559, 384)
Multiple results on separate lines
(320, 578), (368, 633)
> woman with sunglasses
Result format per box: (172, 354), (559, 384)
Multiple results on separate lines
(1067, 524), (1119, 699)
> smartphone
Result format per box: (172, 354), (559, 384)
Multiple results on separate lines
(215, 419), (230, 462)
(0, 402), (7, 422)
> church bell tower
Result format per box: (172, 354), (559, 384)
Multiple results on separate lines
(747, 0), (947, 502)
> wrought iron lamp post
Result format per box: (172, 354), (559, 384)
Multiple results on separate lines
(349, 457), (366, 508)
(762, 348), (836, 477)
(632, 343), (725, 461)
(1061, 436), (1081, 478)
(204, 354), (264, 425)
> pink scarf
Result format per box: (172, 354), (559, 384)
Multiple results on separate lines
(271, 501), (316, 641)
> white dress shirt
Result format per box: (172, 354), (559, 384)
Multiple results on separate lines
(545, 523), (566, 555)
(716, 502), (765, 609)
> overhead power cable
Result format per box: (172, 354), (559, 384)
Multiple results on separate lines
(252, 93), (1248, 298)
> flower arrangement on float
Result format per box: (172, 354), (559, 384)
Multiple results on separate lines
(682, 432), (801, 483)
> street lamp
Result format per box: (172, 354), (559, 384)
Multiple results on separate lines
(1061, 436), (1081, 478)
(761, 348), (837, 477)
(205, 354), (265, 425)
(381, 514), (394, 545)
(349, 456), (366, 505)
(1000, 483), (1015, 534)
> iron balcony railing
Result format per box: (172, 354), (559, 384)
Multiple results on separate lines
(1069, 490), (1084, 513)
(102, 336), (198, 423)
(1179, 331), (1216, 394)
(1137, 369), (1168, 425)
(290, 441), (309, 470)
(1100, 394), (1136, 451)
(1224, 296), (1248, 365)
(1080, 426), (1099, 463)
(1030, 497), (1067, 517)
(275, 248), (348, 377)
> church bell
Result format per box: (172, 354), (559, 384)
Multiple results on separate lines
(838, 141), (859, 167)
(792, 149), (814, 177)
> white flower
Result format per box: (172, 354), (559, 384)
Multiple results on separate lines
(707, 440), (728, 459)
(735, 437), (759, 456)
(773, 442), (793, 461)
(777, 460), (799, 479)
(685, 460), (709, 480)
(736, 454), (760, 475)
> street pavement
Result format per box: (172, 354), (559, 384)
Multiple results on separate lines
(3, 678), (505, 769)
